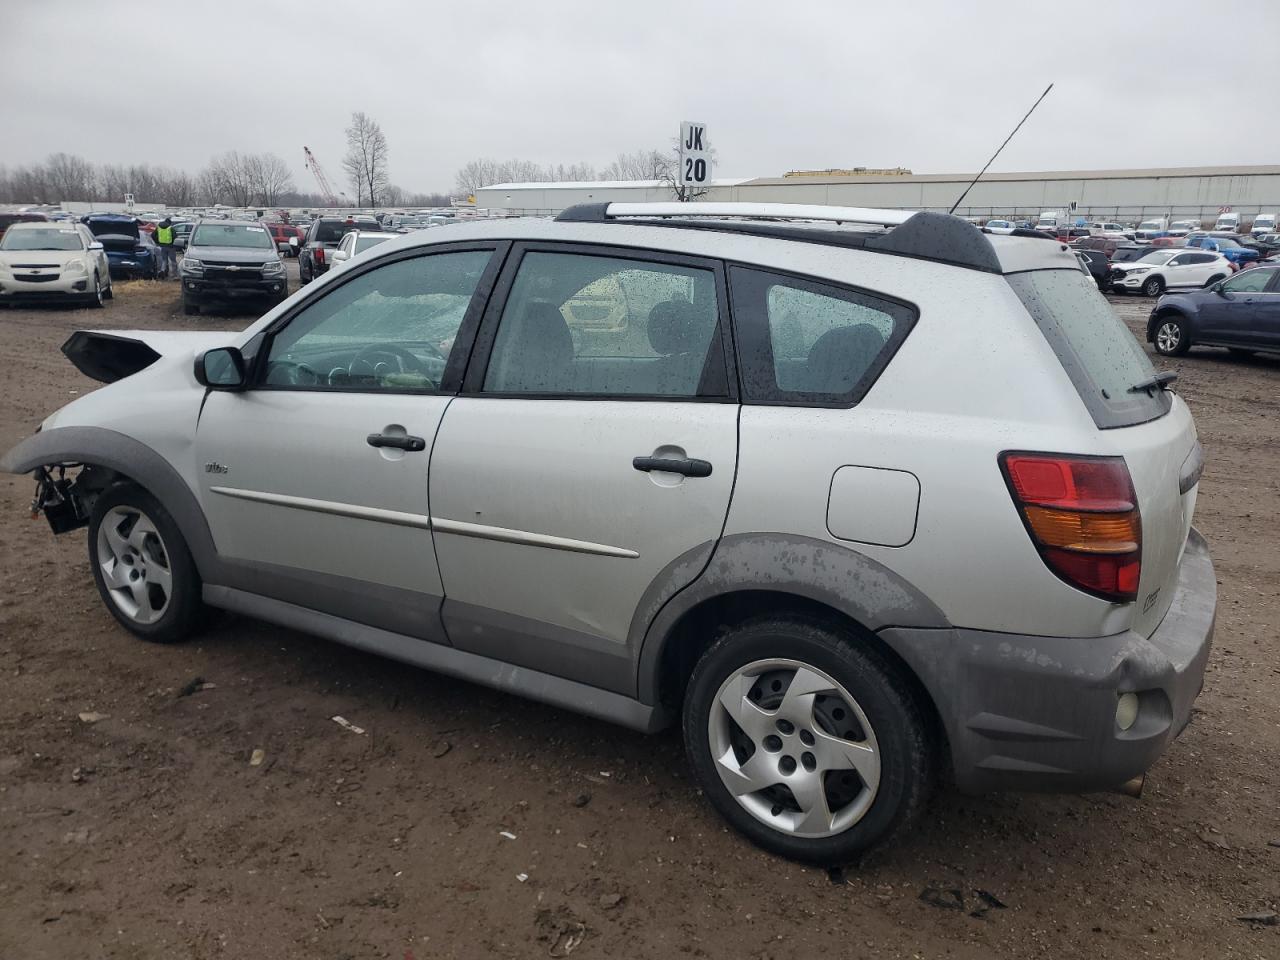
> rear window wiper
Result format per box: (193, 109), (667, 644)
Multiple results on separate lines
(1128, 371), (1178, 394)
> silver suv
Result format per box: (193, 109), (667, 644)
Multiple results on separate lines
(2, 203), (1216, 863)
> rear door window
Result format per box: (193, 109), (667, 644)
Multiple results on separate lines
(728, 267), (916, 406)
(1007, 269), (1171, 429)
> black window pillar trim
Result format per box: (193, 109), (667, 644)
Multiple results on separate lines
(458, 240), (739, 402)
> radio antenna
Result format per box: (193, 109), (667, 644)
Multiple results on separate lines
(949, 83), (1054, 216)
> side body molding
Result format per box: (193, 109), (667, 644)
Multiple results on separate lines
(1, 426), (223, 582)
(632, 532), (951, 704)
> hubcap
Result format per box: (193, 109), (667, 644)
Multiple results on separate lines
(96, 506), (172, 624)
(708, 658), (881, 838)
(1157, 322), (1181, 352)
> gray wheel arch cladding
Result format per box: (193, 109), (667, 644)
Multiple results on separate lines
(0, 426), (221, 582)
(631, 532), (951, 705)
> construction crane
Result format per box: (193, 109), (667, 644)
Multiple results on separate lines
(303, 146), (341, 207)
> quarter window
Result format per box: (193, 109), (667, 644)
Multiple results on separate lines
(263, 250), (491, 391)
(729, 267), (915, 405)
(483, 251), (726, 397)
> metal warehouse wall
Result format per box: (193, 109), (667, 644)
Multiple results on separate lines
(476, 166), (1280, 220)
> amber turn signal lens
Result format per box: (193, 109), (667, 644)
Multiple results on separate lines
(1023, 506), (1140, 554)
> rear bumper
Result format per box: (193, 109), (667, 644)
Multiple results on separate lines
(882, 527), (1216, 793)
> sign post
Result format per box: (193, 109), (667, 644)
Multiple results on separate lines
(678, 121), (710, 198)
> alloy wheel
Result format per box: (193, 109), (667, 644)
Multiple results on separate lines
(95, 505), (172, 625)
(708, 658), (881, 838)
(1156, 322), (1182, 354)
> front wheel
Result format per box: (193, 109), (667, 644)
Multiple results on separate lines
(87, 272), (105, 308)
(1154, 316), (1190, 356)
(88, 483), (204, 643)
(183, 295), (199, 316)
(682, 616), (935, 864)
(1142, 275), (1165, 297)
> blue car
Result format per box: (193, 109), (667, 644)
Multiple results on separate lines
(1183, 233), (1261, 267)
(1147, 264), (1280, 356)
(81, 214), (168, 280)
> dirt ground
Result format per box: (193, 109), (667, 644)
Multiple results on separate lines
(1, 267), (1277, 960)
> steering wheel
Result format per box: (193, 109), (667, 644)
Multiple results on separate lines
(264, 360), (321, 386)
(347, 343), (439, 386)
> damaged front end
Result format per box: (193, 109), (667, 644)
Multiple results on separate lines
(29, 463), (114, 534)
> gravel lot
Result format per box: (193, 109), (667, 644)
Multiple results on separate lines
(1, 268), (1278, 959)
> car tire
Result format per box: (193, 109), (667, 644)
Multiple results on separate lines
(104, 281), (114, 300)
(682, 614), (936, 865)
(1141, 275), (1165, 297)
(87, 483), (205, 644)
(183, 295), (199, 316)
(88, 272), (105, 309)
(1153, 315), (1191, 356)
(1204, 274), (1226, 288)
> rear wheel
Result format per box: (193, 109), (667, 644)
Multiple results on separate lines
(88, 483), (204, 643)
(1142, 275), (1165, 297)
(682, 615), (935, 864)
(1154, 316), (1190, 356)
(1205, 274), (1226, 287)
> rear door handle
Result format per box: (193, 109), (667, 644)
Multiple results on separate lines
(632, 456), (713, 478)
(367, 433), (426, 452)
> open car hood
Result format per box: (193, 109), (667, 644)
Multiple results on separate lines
(62, 329), (234, 383)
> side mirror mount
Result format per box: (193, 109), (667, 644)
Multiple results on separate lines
(87, 241), (104, 251)
(1215, 283), (1231, 298)
(194, 347), (247, 390)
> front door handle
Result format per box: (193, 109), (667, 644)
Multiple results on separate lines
(632, 456), (713, 478)
(367, 433), (426, 452)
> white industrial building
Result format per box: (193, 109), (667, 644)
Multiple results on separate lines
(475, 165), (1280, 223)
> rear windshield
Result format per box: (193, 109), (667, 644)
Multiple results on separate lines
(314, 221), (360, 243)
(1008, 269), (1171, 429)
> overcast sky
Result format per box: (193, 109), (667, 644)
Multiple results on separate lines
(6, 0), (1279, 193)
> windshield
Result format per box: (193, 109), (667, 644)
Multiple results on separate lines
(1137, 252), (1175, 265)
(0, 227), (84, 251)
(190, 223), (274, 249)
(988, 221), (1009, 227)
(1139, 221), (1161, 230)
(1213, 238), (1242, 249)
(1008, 269), (1170, 429)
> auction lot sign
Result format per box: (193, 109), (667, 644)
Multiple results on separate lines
(680, 121), (711, 187)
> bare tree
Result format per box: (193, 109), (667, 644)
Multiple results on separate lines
(45, 153), (98, 202)
(202, 152), (255, 206)
(343, 112), (390, 206)
(454, 158), (599, 195)
(602, 149), (669, 181)
(245, 153), (295, 205)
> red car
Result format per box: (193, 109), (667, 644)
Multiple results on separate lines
(266, 222), (304, 258)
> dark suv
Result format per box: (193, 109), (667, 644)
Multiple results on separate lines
(298, 217), (376, 284)
(179, 220), (289, 315)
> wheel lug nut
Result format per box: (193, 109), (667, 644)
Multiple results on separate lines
(763, 735), (783, 752)
(799, 729), (815, 746)
(129, 570), (139, 581)
(776, 719), (795, 735)
(801, 752), (816, 772)
(779, 755), (797, 775)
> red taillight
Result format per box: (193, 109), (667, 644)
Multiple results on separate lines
(314, 246), (325, 264)
(1001, 453), (1141, 603)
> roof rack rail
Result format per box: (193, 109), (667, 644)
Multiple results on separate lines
(555, 202), (1005, 274)
(557, 201), (915, 227)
